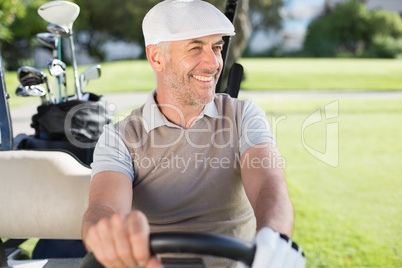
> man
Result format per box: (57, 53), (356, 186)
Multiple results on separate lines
(82, 0), (305, 267)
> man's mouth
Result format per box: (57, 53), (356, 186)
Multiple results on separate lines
(192, 75), (213, 82)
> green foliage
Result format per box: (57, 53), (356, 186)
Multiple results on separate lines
(249, 0), (283, 32)
(303, 0), (402, 58)
(74, 0), (158, 44)
(71, 0), (161, 60)
(0, 0), (26, 42)
(1, 0), (283, 68)
(366, 36), (402, 58)
(368, 9), (402, 39)
(1, 0), (49, 70)
(9, 0), (49, 39)
(72, 0), (282, 42)
(73, 0), (282, 61)
(303, 16), (338, 57)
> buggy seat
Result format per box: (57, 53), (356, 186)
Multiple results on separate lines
(0, 150), (91, 239)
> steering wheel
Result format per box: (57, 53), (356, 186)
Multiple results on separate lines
(150, 232), (256, 266)
(81, 232), (256, 268)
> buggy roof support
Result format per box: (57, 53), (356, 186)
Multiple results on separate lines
(0, 52), (13, 150)
(215, 0), (239, 94)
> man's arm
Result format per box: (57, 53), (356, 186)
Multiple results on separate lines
(82, 171), (162, 268)
(82, 171), (133, 241)
(240, 143), (294, 237)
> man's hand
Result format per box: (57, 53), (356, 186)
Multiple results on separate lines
(84, 210), (163, 268)
(252, 227), (305, 268)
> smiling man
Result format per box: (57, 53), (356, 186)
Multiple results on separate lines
(151, 35), (225, 129)
(81, 1), (305, 267)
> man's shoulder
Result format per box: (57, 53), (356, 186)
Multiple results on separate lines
(214, 93), (249, 111)
(215, 92), (237, 101)
(114, 104), (146, 130)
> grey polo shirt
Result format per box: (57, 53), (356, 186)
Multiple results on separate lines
(91, 90), (275, 180)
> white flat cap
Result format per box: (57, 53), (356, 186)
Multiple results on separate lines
(142, 0), (235, 46)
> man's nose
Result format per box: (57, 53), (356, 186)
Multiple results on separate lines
(202, 48), (221, 71)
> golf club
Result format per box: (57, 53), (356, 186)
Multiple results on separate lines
(48, 59), (68, 101)
(46, 24), (69, 38)
(48, 59), (66, 77)
(37, 32), (63, 62)
(36, 32), (58, 58)
(15, 85), (46, 97)
(15, 85), (47, 104)
(37, 32), (63, 102)
(17, 66), (55, 104)
(80, 65), (101, 91)
(38, 1), (82, 100)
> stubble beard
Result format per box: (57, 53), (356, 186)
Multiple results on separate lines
(165, 66), (219, 108)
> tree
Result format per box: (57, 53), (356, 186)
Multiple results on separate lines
(73, 0), (158, 59)
(223, 0), (282, 89)
(368, 9), (402, 40)
(0, 0), (26, 42)
(74, 0), (281, 58)
(304, 0), (370, 57)
(303, 0), (402, 58)
(2, 0), (283, 70)
(74, 0), (283, 89)
(1, 0), (49, 70)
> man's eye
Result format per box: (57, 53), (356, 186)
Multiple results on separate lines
(214, 46), (223, 51)
(191, 46), (201, 51)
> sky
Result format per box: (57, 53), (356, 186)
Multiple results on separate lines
(283, 0), (326, 8)
(278, 0), (327, 50)
(281, 0), (326, 33)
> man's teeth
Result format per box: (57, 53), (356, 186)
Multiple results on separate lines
(193, 75), (213, 82)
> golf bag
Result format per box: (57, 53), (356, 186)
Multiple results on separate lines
(31, 93), (110, 142)
(16, 93), (112, 166)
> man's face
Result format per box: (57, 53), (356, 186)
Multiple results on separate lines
(162, 34), (224, 107)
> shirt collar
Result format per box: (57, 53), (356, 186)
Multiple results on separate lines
(142, 89), (219, 133)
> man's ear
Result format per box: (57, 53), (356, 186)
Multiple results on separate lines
(146, 45), (166, 72)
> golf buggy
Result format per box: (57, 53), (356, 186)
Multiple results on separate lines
(0, 0), (254, 267)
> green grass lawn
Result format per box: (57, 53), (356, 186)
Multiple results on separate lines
(239, 94), (402, 267)
(4, 58), (402, 108)
(240, 58), (402, 91)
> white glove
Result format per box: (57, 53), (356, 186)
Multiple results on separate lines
(251, 227), (306, 268)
